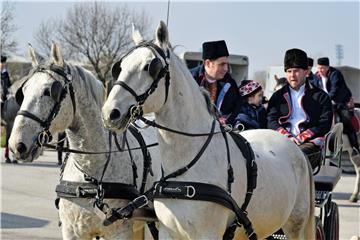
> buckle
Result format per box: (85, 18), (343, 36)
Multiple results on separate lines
(37, 130), (52, 147)
(133, 195), (149, 209)
(185, 185), (196, 198)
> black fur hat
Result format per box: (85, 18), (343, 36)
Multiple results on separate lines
(1, 55), (7, 63)
(317, 57), (330, 66)
(284, 48), (308, 71)
(202, 40), (229, 60)
(307, 57), (314, 67)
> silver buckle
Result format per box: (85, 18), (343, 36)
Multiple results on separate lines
(38, 131), (51, 146)
(133, 195), (149, 208)
(185, 185), (196, 198)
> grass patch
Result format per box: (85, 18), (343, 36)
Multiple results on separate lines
(1, 126), (6, 147)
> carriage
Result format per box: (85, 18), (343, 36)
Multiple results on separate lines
(180, 51), (343, 240)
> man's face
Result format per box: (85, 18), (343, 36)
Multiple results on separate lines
(204, 56), (229, 80)
(285, 68), (307, 90)
(317, 65), (329, 77)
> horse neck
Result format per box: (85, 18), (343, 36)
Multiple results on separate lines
(64, 67), (133, 182)
(153, 54), (222, 174)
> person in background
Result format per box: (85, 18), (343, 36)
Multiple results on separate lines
(232, 80), (267, 130)
(306, 57), (317, 83)
(316, 57), (360, 157)
(190, 40), (240, 123)
(267, 49), (333, 169)
(1, 55), (11, 104)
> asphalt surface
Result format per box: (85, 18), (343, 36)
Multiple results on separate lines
(1, 149), (359, 239)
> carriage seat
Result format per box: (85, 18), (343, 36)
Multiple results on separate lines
(314, 165), (342, 191)
(314, 123), (343, 191)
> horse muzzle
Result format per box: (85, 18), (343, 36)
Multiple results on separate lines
(10, 141), (40, 162)
(102, 107), (130, 132)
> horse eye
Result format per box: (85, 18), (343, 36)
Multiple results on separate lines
(143, 64), (149, 71)
(44, 88), (50, 96)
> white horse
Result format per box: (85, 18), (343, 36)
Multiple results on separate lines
(274, 76), (360, 202)
(9, 43), (160, 239)
(102, 21), (315, 239)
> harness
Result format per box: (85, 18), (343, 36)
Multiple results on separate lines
(16, 63), (159, 239)
(15, 63), (76, 147)
(106, 41), (258, 239)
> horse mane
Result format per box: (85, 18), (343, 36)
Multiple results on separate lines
(170, 51), (215, 116)
(68, 64), (104, 107)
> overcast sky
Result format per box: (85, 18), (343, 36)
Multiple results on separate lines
(10, 0), (360, 77)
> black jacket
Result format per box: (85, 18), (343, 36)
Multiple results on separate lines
(190, 65), (239, 116)
(1, 70), (11, 100)
(267, 81), (332, 143)
(314, 66), (352, 106)
(233, 102), (267, 130)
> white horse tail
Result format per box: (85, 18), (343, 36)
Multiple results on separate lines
(304, 160), (316, 239)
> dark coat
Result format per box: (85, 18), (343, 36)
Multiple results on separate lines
(267, 80), (332, 143)
(190, 65), (239, 116)
(233, 102), (267, 130)
(1, 70), (11, 100)
(314, 66), (352, 106)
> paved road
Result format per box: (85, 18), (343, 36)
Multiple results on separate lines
(1, 150), (359, 239)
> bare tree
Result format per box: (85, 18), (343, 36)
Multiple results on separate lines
(34, 2), (151, 96)
(1, 1), (18, 55)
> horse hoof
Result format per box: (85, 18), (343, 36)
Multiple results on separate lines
(349, 195), (358, 202)
(57, 161), (62, 166)
(12, 160), (18, 164)
(5, 158), (11, 163)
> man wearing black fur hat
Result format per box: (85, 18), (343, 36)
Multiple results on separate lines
(267, 49), (333, 169)
(1, 55), (12, 103)
(190, 40), (239, 123)
(306, 57), (317, 84)
(316, 57), (360, 157)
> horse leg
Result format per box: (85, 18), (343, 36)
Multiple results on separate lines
(4, 127), (11, 163)
(61, 227), (77, 240)
(283, 161), (315, 240)
(349, 148), (360, 202)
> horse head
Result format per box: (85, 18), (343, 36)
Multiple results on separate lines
(9, 43), (75, 162)
(273, 74), (287, 92)
(102, 21), (170, 132)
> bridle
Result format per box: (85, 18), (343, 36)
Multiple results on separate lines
(111, 41), (170, 124)
(15, 63), (76, 147)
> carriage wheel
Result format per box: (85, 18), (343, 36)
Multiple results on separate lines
(316, 217), (325, 240)
(324, 202), (339, 240)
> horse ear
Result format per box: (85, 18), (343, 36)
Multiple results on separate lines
(50, 42), (64, 68)
(28, 44), (39, 67)
(155, 21), (169, 48)
(132, 23), (144, 45)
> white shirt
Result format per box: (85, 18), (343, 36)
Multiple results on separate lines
(321, 76), (328, 93)
(288, 85), (306, 136)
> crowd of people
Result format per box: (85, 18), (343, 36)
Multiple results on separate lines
(189, 40), (359, 169)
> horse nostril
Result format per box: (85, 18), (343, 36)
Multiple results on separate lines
(109, 109), (121, 121)
(16, 142), (27, 154)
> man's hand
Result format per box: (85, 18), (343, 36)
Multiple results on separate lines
(290, 137), (302, 145)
